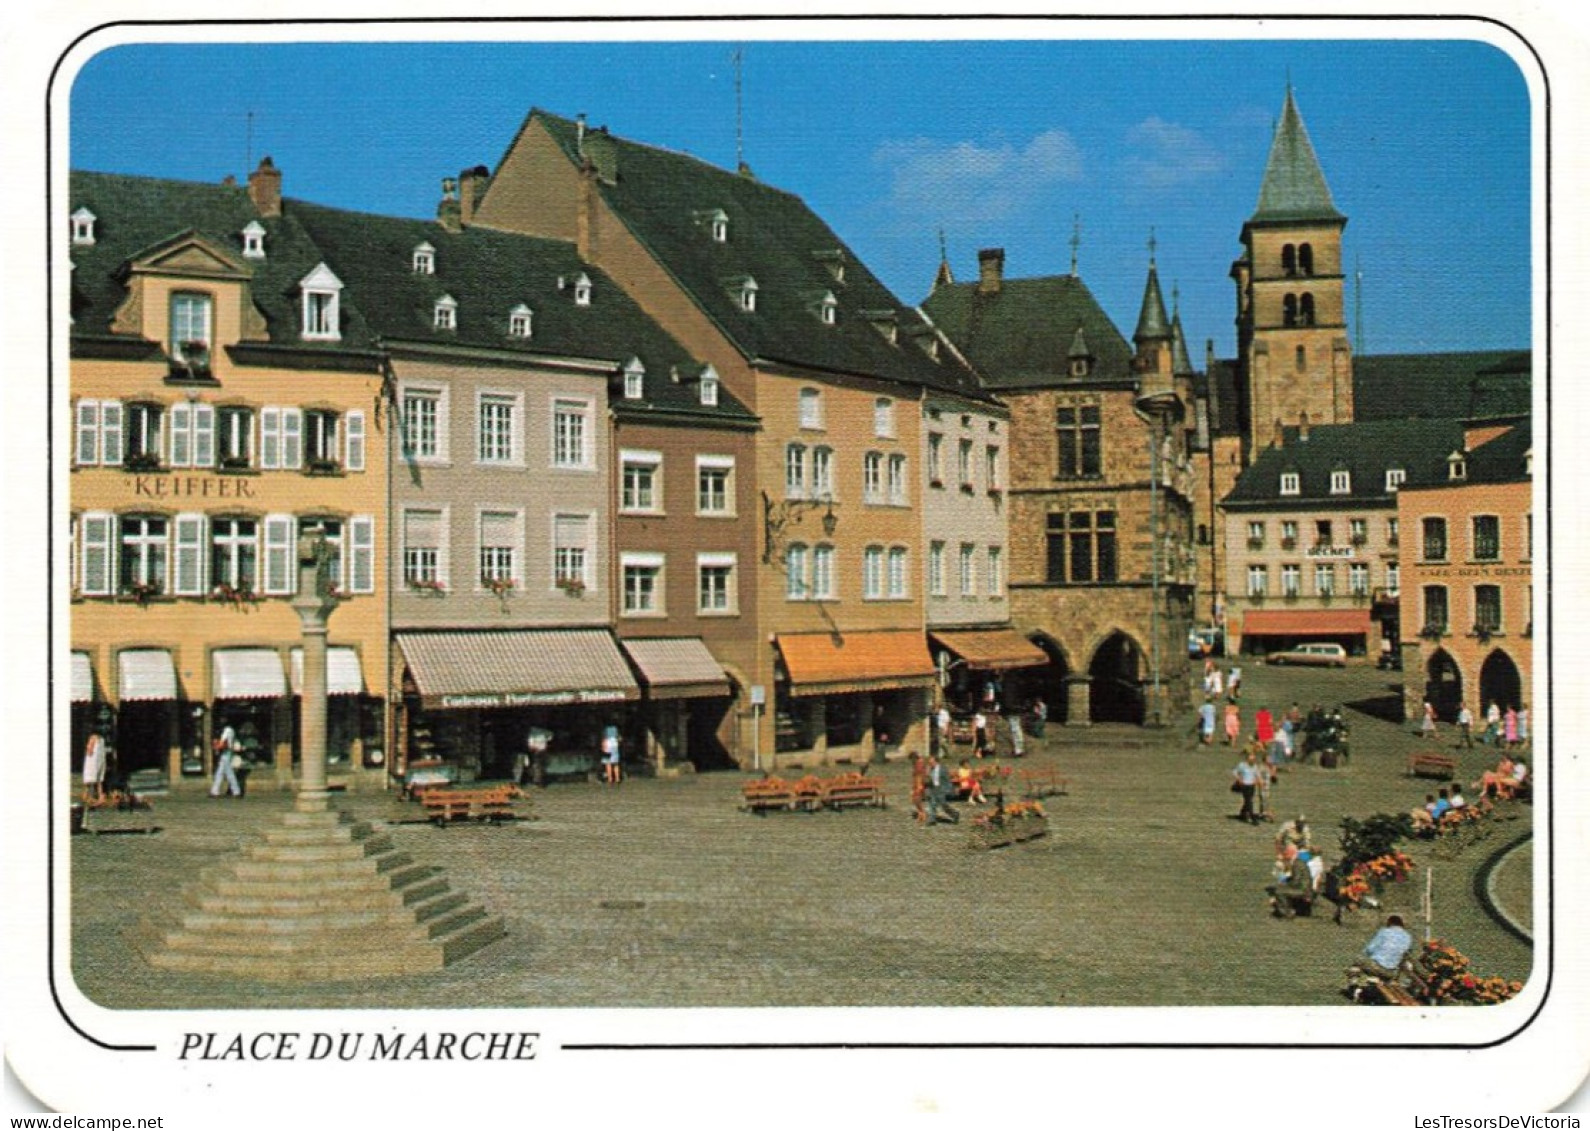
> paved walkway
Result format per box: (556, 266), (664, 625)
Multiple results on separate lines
(71, 662), (1533, 1009)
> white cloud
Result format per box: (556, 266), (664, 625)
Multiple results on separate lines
(873, 129), (1083, 230)
(1123, 117), (1225, 189)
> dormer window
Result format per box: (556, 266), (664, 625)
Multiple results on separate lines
(1330, 468), (1351, 495)
(813, 249), (846, 283)
(819, 292), (838, 326)
(71, 207), (97, 246)
(413, 242), (436, 275)
(241, 221), (266, 259)
(738, 277), (759, 313)
(699, 366), (719, 407)
(1448, 451), (1467, 481)
(1524, 448), (1532, 477)
(169, 292), (212, 367)
(433, 294), (457, 331)
(712, 213), (728, 243)
(509, 304), (533, 339)
(1279, 471), (1301, 497)
(623, 358), (646, 401)
(1385, 467), (1406, 492)
(572, 273), (592, 306)
(299, 263), (343, 341)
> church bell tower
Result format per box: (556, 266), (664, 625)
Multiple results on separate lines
(1232, 85), (1353, 460)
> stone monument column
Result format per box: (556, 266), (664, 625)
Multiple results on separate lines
(289, 531), (338, 813)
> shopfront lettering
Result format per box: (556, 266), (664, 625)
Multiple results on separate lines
(1306, 546), (1355, 559)
(1422, 565), (1531, 580)
(438, 689), (629, 710)
(131, 474), (257, 500)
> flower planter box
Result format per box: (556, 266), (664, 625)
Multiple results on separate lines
(968, 811), (1047, 850)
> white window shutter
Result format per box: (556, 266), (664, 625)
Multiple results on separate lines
(81, 513), (113, 595)
(350, 515), (375, 593)
(76, 401), (100, 466)
(169, 402), (192, 467)
(263, 514), (297, 594)
(192, 404), (215, 467)
(173, 513), (206, 594)
(260, 407), (281, 469)
(100, 401), (123, 466)
(344, 410), (366, 472)
(282, 408), (303, 469)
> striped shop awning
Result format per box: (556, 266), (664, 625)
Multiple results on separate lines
(777, 630), (937, 697)
(116, 649), (178, 702)
(1241, 608), (1374, 637)
(71, 651), (95, 704)
(290, 647), (366, 696)
(620, 637), (731, 700)
(212, 649), (288, 700)
(398, 629), (639, 710)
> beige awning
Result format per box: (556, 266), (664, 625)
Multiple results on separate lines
(929, 629), (1050, 671)
(71, 652), (95, 703)
(290, 647), (365, 696)
(398, 629), (639, 710)
(621, 637), (731, 700)
(212, 649), (288, 700)
(117, 649), (178, 702)
(777, 631), (936, 697)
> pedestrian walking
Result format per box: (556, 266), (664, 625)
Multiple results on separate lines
(1198, 698), (1217, 745)
(1224, 701), (1242, 746)
(1504, 706), (1519, 749)
(81, 730), (108, 801)
(1421, 700), (1438, 740)
(1030, 697), (1048, 738)
(1228, 664), (1243, 701)
(1008, 711), (1025, 758)
(1231, 751), (1262, 825)
(924, 753), (959, 825)
(973, 709), (990, 758)
(601, 725), (622, 785)
(1455, 703), (1474, 749)
(209, 723), (242, 798)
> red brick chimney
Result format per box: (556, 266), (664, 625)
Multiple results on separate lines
(1298, 411), (1311, 442)
(247, 156), (281, 218)
(977, 248), (1005, 294)
(1273, 418), (1285, 449)
(459, 165), (490, 227)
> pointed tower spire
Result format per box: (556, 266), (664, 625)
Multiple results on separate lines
(1134, 248), (1172, 345)
(1252, 85), (1342, 222)
(932, 227), (955, 292)
(1171, 286), (1195, 377)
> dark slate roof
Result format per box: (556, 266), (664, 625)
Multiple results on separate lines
(68, 170), (378, 353)
(1224, 418), (1465, 507)
(1353, 350), (1532, 422)
(525, 111), (991, 402)
(920, 272), (1136, 391)
(1250, 87), (1343, 225)
(1466, 419), (1531, 484)
(289, 200), (753, 426)
(1197, 360), (1243, 437)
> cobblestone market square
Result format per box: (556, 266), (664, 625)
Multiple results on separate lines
(72, 661), (1532, 1011)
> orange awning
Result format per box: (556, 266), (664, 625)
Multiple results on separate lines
(777, 631), (936, 697)
(930, 629), (1049, 671)
(1241, 609), (1373, 637)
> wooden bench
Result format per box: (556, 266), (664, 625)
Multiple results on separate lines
(419, 784), (523, 825)
(820, 773), (886, 810)
(1373, 980), (1422, 1006)
(742, 777), (800, 813)
(1018, 766), (1071, 799)
(1407, 750), (1458, 779)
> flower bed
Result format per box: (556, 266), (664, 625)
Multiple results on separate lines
(969, 800), (1047, 850)
(1417, 940), (1523, 1005)
(1334, 850), (1416, 911)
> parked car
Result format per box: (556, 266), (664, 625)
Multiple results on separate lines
(1266, 643), (1348, 667)
(1187, 627), (1224, 658)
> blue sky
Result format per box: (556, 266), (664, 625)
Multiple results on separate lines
(68, 33), (1533, 360)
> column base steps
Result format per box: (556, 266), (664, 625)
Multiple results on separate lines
(132, 807), (504, 981)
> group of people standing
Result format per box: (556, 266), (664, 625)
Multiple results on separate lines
(1444, 700), (1529, 750)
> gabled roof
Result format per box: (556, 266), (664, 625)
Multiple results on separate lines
(1353, 350), (1532, 422)
(920, 272), (1135, 391)
(524, 110), (991, 402)
(1224, 418), (1465, 507)
(289, 200), (753, 425)
(68, 170), (376, 351)
(1250, 87), (1344, 226)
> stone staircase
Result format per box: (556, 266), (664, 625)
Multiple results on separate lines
(134, 807), (504, 981)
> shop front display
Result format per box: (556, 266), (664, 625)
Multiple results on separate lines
(773, 630), (935, 765)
